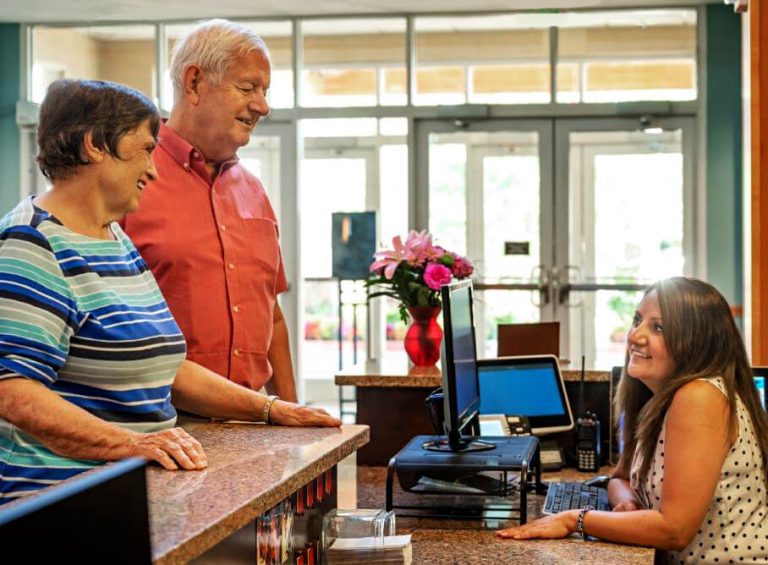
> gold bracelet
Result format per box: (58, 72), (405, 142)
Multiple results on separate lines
(262, 395), (279, 424)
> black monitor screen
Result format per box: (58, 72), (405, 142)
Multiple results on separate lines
(755, 376), (766, 410)
(440, 280), (480, 434)
(752, 367), (768, 411)
(451, 286), (478, 421)
(0, 458), (151, 562)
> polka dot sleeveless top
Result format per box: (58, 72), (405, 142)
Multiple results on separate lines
(629, 377), (768, 564)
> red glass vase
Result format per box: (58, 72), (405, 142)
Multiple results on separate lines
(404, 306), (443, 366)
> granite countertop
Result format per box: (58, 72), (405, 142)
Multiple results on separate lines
(150, 423), (369, 564)
(357, 466), (653, 564)
(335, 356), (611, 387)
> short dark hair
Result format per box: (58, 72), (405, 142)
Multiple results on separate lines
(36, 79), (160, 181)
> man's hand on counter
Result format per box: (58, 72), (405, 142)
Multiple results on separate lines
(269, 400), (342, 427)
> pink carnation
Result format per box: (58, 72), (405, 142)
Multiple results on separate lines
(423, 263), (452, 290)
(451, 254), (473, 278)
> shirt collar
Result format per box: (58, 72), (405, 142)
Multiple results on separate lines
(158, 121), (240, 180)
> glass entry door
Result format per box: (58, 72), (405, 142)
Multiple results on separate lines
(417, 119), (555, 358)
(556, 118), (695, 369)
(418, 117), (696, 368)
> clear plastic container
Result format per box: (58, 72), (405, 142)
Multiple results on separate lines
(321, 508), (396, 552)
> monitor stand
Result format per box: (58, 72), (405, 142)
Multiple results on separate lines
(422, 435), (496, 453)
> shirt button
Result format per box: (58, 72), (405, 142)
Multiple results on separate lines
(228, 263), (235, 270)
(183, 162), (190, 171)
(192, 151), (199, 159)
(233, 349), (241, 357)
(232, 305), (239, 313)
(220, 224), (226, 231)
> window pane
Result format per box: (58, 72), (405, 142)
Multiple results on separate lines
(302, 18), (406, 107)
(428, 140), (467, 255)
(32, 25), (156, 103)
(238, 135), (282, 222)
(415, 15), (552, 106)
(301, 118), (378, 138)
(476, 289), (540, 358)
(567, 129), (685, 369)
(165, 21), (293, 112)
(471, 64), (550, 104)
(555, 9), (697, 103)
(379, 143), (409, 357)
(481, 149), (540, 280)
(300, 156), (367, 278)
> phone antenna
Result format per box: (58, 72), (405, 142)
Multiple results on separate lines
(579, 354), (586, 416)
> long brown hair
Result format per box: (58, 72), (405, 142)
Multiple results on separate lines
(614, 277), (768, 489)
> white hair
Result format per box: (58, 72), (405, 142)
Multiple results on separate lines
(170, 19), (269, 101)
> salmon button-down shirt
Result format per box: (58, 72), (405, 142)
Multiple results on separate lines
(123, 123), (288, 391)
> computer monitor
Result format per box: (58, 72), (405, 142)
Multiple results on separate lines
(0, 458), (152, 562)
(477, 355), (575, 435)
(423, 279), (494, 452)
(753, 367), (767, 410)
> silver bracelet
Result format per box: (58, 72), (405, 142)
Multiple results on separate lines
(262, 395), (279, 424)
(577, 505), (594, 539)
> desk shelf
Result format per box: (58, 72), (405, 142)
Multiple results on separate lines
(385, 435), (543, 525)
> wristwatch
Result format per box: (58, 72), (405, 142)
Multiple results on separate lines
(577, 505), (594, 540)
(262, 395), (279, 424)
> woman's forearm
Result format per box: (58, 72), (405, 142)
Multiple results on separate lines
(581, 508), (692, 551)
(0, 377), (138, 461)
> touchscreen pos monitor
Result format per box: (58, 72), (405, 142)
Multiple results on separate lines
(477, 355), (575, 435)
(422, 279), (494, 453)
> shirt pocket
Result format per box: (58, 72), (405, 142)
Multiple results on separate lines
(243, 218), (280, 277)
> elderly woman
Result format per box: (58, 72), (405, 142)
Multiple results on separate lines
(0, 79), (339, 505)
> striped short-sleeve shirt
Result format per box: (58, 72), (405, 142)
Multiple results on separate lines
(0, 198), (187, 504)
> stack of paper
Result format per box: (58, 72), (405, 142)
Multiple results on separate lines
(325, 534), (412, 564)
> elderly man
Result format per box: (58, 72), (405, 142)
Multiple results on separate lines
(123, 19), (298, 403)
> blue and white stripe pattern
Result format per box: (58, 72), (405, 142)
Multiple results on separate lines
(0, 197), (186, 504)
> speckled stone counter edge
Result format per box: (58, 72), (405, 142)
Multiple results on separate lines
(153, 426), (370, 565)
(335, 370), (611, 388)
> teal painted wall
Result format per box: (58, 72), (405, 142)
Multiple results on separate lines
(705, 5), (743, 312)
(0, 24), (19, 215)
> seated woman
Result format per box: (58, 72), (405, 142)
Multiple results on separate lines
(497, 277), (768, 563)
(0, 79), (338, 505)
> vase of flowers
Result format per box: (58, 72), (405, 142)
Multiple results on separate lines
(366, 230), (474, 366)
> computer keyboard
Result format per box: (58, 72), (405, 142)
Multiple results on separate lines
(543, 482), (610, 514)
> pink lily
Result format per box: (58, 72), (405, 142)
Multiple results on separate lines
(403, 230), (442, 266)
(370, 235), (409, 279)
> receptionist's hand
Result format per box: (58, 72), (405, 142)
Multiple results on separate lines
(269, 400), (341, 427)
(496, 510), (578, 540)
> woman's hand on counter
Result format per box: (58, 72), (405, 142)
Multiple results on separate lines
(127, 427), (208, 471)
(268, 401), (341, 427)
(495, 510), (578, 540)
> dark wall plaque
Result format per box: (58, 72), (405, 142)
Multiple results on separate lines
(332, 211), (377, 280)
(504, 241), (530, 256)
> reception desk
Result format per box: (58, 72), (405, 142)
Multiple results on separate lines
(358, 465), (654, 563)
(336, 355), (612, 465)
(149, 422), (369, 563)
